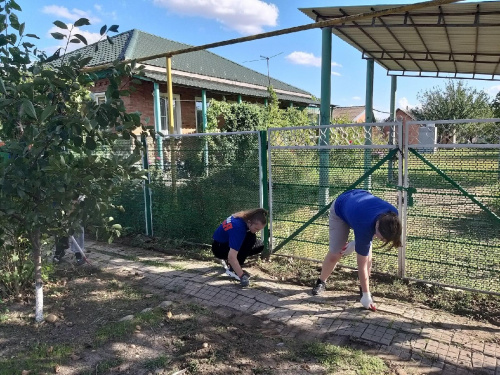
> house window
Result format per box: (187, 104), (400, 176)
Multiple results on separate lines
(93, 92), (106, 104)
(160, 94), (182, 134)
(195, 97), (210, 133)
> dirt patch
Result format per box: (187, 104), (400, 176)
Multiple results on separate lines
(0, 258), (396, 375)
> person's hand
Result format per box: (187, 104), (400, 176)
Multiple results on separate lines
(360, 292), (376, 311)
(340, 241), (355, 256)
(240, 272), (250, 287)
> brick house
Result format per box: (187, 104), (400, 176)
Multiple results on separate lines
(61, 29), (316, 135)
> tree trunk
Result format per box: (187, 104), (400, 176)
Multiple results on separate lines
(30, 228), (44, 322)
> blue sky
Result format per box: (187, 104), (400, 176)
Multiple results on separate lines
(17, 0), (500, 119)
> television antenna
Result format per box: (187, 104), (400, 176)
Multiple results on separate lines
(243, 52), (283, 86)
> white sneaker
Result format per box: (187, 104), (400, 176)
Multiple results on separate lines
(220, 260), (241, 280)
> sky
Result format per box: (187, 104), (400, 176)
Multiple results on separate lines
(16, 0), (500, 119)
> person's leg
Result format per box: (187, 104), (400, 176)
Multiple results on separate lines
(54, 236), (69, 262)
(211, 241), (230, 260)
(313, 203), (349, 295)
(236, 232), (261, 266)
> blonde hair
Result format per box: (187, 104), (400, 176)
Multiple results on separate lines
(233, 208), (268, 225)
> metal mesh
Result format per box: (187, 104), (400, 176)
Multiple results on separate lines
(404, 119), (500, 293)
(147, 132), (261, 243)
(269, 123), (401, 275)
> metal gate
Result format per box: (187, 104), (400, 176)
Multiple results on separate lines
(268, 119), (500, 294)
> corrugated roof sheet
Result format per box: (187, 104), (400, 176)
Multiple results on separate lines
(331, 105), (365, 120)
(143, 71), (317, 105)
(55, 29), (313, 100)
(300, 1), (500, 80)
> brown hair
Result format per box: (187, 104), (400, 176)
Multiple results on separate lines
(377, 212), (402, 249)
(233, 208), (268, 225)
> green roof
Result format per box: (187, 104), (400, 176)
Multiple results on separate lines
(58, 29), (314, 104)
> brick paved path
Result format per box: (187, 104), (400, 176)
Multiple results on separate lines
(87, 240), (500, 375)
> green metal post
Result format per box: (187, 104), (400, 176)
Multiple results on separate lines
(264, 98), (268, 107)
(259, 130), (270, 256)
(202, 89), (209, 175)
(289, 102), (293, 108)
(238, 94), (242, 104)
(153, 83), (163, 168)
(388, 75), (397, 182)
(319, 27), (332, 207)
(141, 134), (153, 236)
(363, 58), (374, 190)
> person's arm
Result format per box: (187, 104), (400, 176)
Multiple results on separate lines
(227, 248), (244, 277)
(357, 253), (370, 294)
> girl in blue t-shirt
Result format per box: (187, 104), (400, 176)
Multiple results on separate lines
(212, 208), (268, 287)
(312, 189), (402, 311)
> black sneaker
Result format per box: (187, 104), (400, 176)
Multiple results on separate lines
(75, 258), (86, 266)
(312, 279), (326, 295)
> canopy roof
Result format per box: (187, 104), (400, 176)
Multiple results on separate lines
(300, 1), (500, 80)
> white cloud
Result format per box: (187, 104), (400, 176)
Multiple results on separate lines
(286, 51), (342, 69)
(331, 71), (341, 76)
(94, 4), (102, 12)
(42, 5), (101, 24)
(46, 25), (102, 53)
(286, 51), (321, 67)
(486, 85), (500, 96)
(352, 96), (361, 100)
(153, 0), (278, 35)
(398, 97), (417, 110)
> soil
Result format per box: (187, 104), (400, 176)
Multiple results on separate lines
(0, 256), (389, 375)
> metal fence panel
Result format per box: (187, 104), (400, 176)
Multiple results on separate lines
(268, 122), (402, 275)
(146, 131), (262, 244)
(404, 119), (500, 293)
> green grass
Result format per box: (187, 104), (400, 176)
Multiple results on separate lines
(94, 309), (164, 346)
(0, 343), (74, 375)
(289, 341), (390, 375)
(143, 355), (172, 370)
(80, 358), (123, 375)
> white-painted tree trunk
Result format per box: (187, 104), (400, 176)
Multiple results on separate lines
(31, 228), (44, 322)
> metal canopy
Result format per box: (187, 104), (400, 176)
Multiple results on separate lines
(300, 1), (500, 81)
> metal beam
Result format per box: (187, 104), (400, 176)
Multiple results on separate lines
(339, 8), (406, 72)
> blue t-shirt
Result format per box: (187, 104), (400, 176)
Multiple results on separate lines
(212, 216), (248, 251)
(334, 189), (398, 256)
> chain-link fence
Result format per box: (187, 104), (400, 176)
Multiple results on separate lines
(268, 122), (402, 275)
(137, 131), (264, 244)
(403, 119), (500, 293)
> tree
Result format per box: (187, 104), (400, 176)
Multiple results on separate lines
(411, 80), (494, 143)
(0, 0), (149, 321)
(492, 91), (500, 118)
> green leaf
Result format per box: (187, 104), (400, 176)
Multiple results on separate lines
(0, 78), (6, 94)
(69, 38), (80, 43)
(26, 33), (40, 39)
(51, 32), (66, 40)
(100, 25), (107, 36)
(53, 20), (67, 29)
(74, 18), (90, 27)
(17, 188), (26, 199)
(9, 0), (22, 11)
(21, 99), (37, 119)
(40, 105), (56, 122)
(74, 33), (88, 45)
(108, 25), (119, 32)
(85, 137), (97, 150)
(111, 224), (122, 230)
(57, 186), (65, 193)
(72, 136), (83, 147)
(18, 22), (24, 36)
(106, 35), (114, 45)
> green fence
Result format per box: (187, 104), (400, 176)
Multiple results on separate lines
(403, 119), (500, 293)
(115, 131), (264, 244)
(110, 119), (500, 294)
(267, 123), (402, 276)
